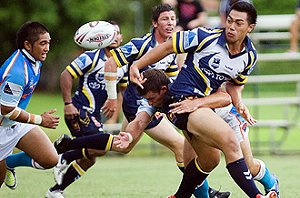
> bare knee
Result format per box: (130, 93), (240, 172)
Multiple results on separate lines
(197, 151), (221, 172)
(37, 154), (58, 169)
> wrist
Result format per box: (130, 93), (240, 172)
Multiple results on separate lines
(64, 101), (72, 106)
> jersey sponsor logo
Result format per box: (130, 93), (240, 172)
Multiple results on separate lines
(88, 82), (101, 89)
(211, 57), (220, 69)
(3, 82), (22, 97)
(202, 68), (229, 81)
(120, 43), (134, 55)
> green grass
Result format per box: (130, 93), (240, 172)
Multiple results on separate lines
(1, 155), (300, 197)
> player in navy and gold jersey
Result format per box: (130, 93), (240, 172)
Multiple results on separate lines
(105, 4), (229, 198)
(45, 22), (128, 197)
(129, 2), (277, 198)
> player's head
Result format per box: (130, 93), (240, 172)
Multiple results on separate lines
(225, 1), (257, 44)
(137, 69), (170, 107)
(151, 4), (176, 41)
(106, 20), (123, 50)
(16, 21), (50, 62)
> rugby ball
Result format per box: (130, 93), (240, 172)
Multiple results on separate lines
(74, 21), (116, 50)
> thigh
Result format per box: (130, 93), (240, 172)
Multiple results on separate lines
(16, 127), (58, 168)
(183, 130), (220, 172)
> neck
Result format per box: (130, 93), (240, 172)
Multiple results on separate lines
(154, 30), (169, 44)
(227, 41), (245, 55)
(104, 48), (112, 58)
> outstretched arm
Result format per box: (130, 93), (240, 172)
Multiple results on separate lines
(130, 39), (174, 88)
(169, 89), (232, 114)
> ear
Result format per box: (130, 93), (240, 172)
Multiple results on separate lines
(248, 24), (255, 33)
(160, 85), (168, 94)
(152, 20), (158, 29)
(24, 41), (31, 51)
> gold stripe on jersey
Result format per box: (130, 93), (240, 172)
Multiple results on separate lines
(82, 86), (93, 109)
(87, 50), (100, 73)
(193, 62), (211, 96)
(105, 134), (114, 152)
(245, 51), (255, 70)
(172, 32), (178, 53)
(165, 70), (179, 78)
(196, 33), (221, 52)
(118, 82), (128, 88)
(137, 36), (152, 59)
(110, 49), (126, 67)
(66, 65), (79, 79)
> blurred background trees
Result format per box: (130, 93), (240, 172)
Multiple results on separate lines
(0, 0), (297, 91)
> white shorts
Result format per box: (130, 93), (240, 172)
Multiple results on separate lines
(215, 104), (249, 143)
(0, 123), (36, 161)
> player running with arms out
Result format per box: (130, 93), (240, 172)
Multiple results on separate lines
(0, 21), (60, 189)
(104, 4), (229, 198)
(45, 21), (128, 198)
(127, 2), (277, 198)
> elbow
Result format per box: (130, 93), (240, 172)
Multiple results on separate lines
(223, 92), (232, 106)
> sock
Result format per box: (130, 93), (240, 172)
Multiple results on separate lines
(175, 158), (209, 198)
(67, 133), (113, 151)
(227, 158), (261, 198)
(51, 160), (85, 191)
(6, 152), (33, 168)
(254, 159), (277, 190)
(177, 161), (184, 173)
(62, 149), (87, 164)
(193, 180), (209, 198)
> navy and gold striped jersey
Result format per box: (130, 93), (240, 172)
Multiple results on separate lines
(66, 48), (127, 117)
(170, 27), (257, 97)
(110, 32), (179, 124)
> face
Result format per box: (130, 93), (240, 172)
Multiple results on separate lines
(25, 32), (51, 62)
(152, 10), (176, 40)
(143, 89), (166, 107)
(225, 10), (255, 44)
(108, 25), (122, 49)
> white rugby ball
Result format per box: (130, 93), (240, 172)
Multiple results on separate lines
(74, 21), (116, 50)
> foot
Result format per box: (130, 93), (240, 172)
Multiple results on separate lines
(209, 187), (231, 198)
(256, 191), (277, 198)
(4, 168), (17, 190)
(46, 188), (65, 198)
(266, 175), (280, 198)
(54, 134), (72, 154)
(53, 154), (69, 185)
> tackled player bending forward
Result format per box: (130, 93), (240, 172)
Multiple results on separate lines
(125, 2), (277, 198)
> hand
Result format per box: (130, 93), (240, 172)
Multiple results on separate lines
(113, 132), (133, 149)
(101, 99), (117, 118)
(235, 102), (256, 125)
(169, 99), (198, 114)
(64, 103), (79, 119)
(129, 65), (147, 89)
(40, 109), (60, 129)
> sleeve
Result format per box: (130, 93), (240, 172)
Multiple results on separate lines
(66, 51), (97, 79)
(136, 98), (157, 117)
(172, 28), (222, 54)
(110, 34), (151, 67)
(0, 66), (25, 107)
(164, 56), (179, 81)
(117, 65), (128, 88)
(232, 50), (257, 85)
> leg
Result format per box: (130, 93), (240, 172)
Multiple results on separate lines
(0, 160), (6, 187)
(16, 127), (58, 169)
(145, 117), (184, 164)
(241, 138), (279, 196)
(174, 108), (264, 198)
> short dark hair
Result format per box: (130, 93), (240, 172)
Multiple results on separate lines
(152, 4), (174, 22)
(137, 69), (171, 96)
(16, 21), (49, 49)
(228, 1), (257, 25)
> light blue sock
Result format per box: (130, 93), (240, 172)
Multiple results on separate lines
(6, 152), (32, 169)
(258, 166), (276, 190)
(193, 179), (209, 198)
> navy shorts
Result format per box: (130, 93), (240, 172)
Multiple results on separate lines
(65, 108), (103, 138)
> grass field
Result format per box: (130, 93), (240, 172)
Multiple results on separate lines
(2, 91), (300, 197)
(1, 155), (300, 197)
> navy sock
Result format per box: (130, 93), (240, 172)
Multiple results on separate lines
(62, 149), (85, 164)
(175, 158), (209, 198)
(67, 133), (113, 151)
(227, 158), (261, 198)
